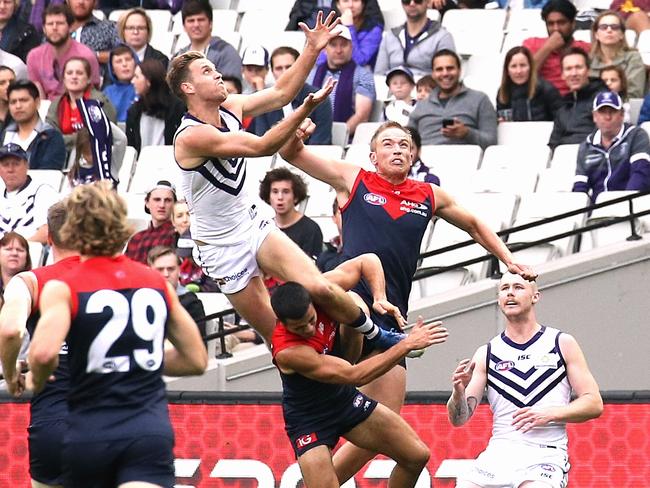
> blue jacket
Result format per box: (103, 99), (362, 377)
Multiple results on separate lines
(638, 94), (650, 126)
(573, 123), (650, 202)
(103, 46), (138, 122)
(248, 84), (333, 145)
(1, 119), (67, 170)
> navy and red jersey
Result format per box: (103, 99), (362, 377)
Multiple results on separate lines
(271, 307), (358, 427)
(341, 170), (435, 329)
(57, 255), (174, 443)
(26, 256), (81, 422)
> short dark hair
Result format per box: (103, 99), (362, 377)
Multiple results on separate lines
(0, 66), (15, 77)
(407, 127), (422, 149)
(147, 245), (181, 266)
(541, 0), (577, 22)
(111, 44), (135, 60)
(270, 281), (312, 323)
(64, 56), (92, 78)
(7, 80), (39, 100)
(181, 0), (212, 23)
(43, 3), (74, 26)
(332, 197), (339, 216)
(432, 48), (461, 69)
(561, 46), (590, 69)
(270, 46), (300, 69)
(416, 75), (435, 90)
(222, 75), (242, 94)
(167, 50), (204, 102)
(259, 167), (309, 205)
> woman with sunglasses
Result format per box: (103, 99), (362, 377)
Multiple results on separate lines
(589, 10), (646, 98)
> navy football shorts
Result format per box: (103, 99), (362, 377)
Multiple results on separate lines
(64, 434), (175, 487)
(29, 418), (67, 485)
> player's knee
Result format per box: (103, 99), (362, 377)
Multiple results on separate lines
(402, 440), (430, 472)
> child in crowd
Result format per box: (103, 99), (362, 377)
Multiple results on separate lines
(600, 65), (631, 123)
(416, 75), (436, 101)
(383, 65), (416, 126)
(103, 45), (138, 122)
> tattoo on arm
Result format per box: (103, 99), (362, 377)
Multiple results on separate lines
(467, 396), (478, 417)
(453, 395), (479, 424)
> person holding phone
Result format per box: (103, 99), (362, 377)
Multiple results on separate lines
(408, 49), (497, 149)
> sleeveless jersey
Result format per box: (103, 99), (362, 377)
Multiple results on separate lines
(26, 255), (80, 422)
(59, 255), (173, 442)
(271, 308), (357, 427)
(341, 170), (435, 323)
(173, 108), (253, 245)
(486, 326), (571, 448)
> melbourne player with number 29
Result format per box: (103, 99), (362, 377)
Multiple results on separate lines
(28, 181), (207, 488)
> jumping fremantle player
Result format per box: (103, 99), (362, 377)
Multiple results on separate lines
(28, 182), (207, 488)
(447, 272), (603, 488)
(0, 201), (78, 488)
(270, 278), (448, 488)
(279, 119), (538, 481)
(167, 12), (405, 350)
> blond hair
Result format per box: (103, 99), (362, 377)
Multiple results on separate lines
(369, 121), (412, 152)
(167, 50), (205, 102)
(117, 8), (153, 44)
(60, 181), (133, 256)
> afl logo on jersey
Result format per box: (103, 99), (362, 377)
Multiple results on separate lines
(495, 360), (515, 372)
(363, 193), (387, 206)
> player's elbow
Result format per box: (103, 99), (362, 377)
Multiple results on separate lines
(589, 394), (604, 420)
(0, 320), (22, 343)
(193, 349), (209, 375)
(28, 343), (58, 370)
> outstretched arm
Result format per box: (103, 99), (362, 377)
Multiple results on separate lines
(234, 11), (341, 118)
(176, 80), (336, 169)
(433, 185), (537, 281)
(447, 346), (488, 427)
(511, 334), (603, 432)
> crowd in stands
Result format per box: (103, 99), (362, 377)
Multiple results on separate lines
(1, 0), (650, 354)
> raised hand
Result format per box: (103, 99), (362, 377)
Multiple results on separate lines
(295, 118), (317, 143)
(303, 77), (336, 109)
(372, 299), (406, 328)
(507, 263), (538, 282)
(298, 11), (342, 52)
(405, 317), (448, 351)
(451, 358), (475, 395)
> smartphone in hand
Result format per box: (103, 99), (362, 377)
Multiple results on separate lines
(442, 118), (454, 128)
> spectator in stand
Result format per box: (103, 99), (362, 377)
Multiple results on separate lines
(126, 59), (185, 153)
(0, 0), (41, 63)
(46, 57), (117, 154)
(600, 64), (632, 123)
(27, 4), (101, 101)
(241, 45), (271, 95)
(0, 66), (15, 133)
(286, 0), (383, 30)
(0, 232), (31, 296)
(375, 0), (455, 79)
(259, 167), (324, 261)
(408, 49), (497, 149)
(222, 75), (242, 96)
(174, 0), (242, 81)
(0, 49), (26, 81)
(316, 0), (383, 69)
(117, 8), (169, 70)
(589, 11), (646, 99)
(573, 91), (650, 202)
(2, 81), (67, 170)
(637, 91), (650, 126)
(496, 46), (562, 122)
(249, 46), (333, 145)
(609, 0), (650, 36)
(125, 179), (177, 264)
(308, 26), (375, 138)
(416, 74), (435, 101)
(0, 143), (60, 243)
(407, 127), (440, 185)
(147, 245), (207, 343)
(523, 0), (591, 96)
(103, 45), (138, 122)
(548, 47), (606, 149)
(383, 65), (416, 126)
(316, 198), (344, 273)
(67, 0), (120, 73)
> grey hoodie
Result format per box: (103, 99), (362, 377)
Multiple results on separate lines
(374, 20), (455, 79)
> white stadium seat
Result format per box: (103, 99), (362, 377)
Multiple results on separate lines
(129, 145), (183, 194)
(497, 121), (554, 146)
(480, 145), (550, 172)
(419, 145), (482, 194)
(344, 144), (374, 172)
(351, 122), (382, 145)
(331, 122), (349, 148)
(505, 9), (546, 37)
(117, 145), (138, 192)
(441, 9), (506, 56)
(28, 170), (63, 192)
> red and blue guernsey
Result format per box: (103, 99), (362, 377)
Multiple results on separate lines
(341, 170), (435, 330)
(271, 307), (376, 456)
(57, 255), (174, 443)
(26, 256), (81, 421)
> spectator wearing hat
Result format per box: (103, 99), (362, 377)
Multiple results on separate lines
(124, 180), (178, 264)
(241, 44), (271, 95)
(383, 65), (416, 126)
(573, 91), (650, 202)
(0, 143), (60, 243)
(308, 25), (375, 137)
(249, 46), (333, 145)
(1, 80), (67, 170)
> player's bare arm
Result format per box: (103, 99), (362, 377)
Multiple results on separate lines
(163, 281), (208, 377)
(447, 346), (488, 427)
(29, 280), (73, 394)
(512, 333), (603, 432)
(432, 185), (538, 281)
(277, 319), (447, 386)
(232, 11), (342, 118)
(176, 80), (336, 169)
(279, 118), (360, 194)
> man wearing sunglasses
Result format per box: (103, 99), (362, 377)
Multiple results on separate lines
(374, 0), (455, 79)
(523, 0), (591, 96)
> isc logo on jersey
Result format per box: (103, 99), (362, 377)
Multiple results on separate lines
(363, 193), (387, 206)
